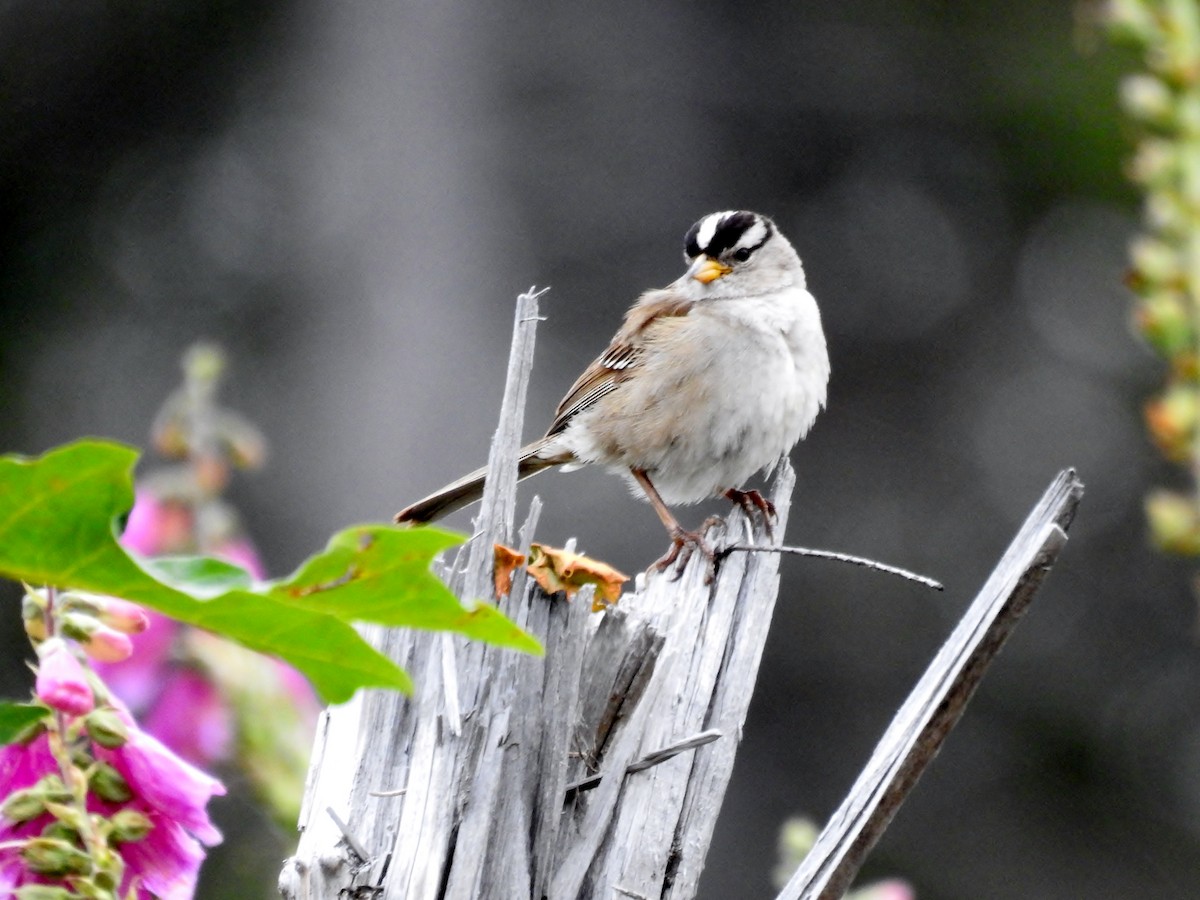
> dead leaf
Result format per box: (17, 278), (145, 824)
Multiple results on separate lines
(527, 543), (628, 611)
(493, 543), (526, 598)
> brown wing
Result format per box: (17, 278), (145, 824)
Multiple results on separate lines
(545, 289), (694, 437)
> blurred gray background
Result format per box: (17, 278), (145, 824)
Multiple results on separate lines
(1, 1), (1195, 898)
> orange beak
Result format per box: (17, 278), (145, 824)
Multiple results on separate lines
(688, 256), (732, 284)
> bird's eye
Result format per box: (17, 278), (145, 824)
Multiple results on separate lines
(732, 247), (752, 262)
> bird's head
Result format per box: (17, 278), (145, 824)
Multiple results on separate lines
(678, 210), (805, 299)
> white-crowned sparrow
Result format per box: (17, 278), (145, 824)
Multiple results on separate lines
(396, 210), (829, 576)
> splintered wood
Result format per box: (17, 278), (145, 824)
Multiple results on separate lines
(280, 474), (794, 900)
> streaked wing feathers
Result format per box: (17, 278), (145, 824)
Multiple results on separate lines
(546, 289), (694, 437)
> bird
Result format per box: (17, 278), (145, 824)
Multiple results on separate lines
(395, 210), (829, 579)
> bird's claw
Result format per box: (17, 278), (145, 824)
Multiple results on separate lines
(653, 526), (720, 584)
(723, 488), (776, 541)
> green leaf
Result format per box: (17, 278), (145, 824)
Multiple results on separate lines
(0, 440), (541, 703)
(0, 702), (49, 744)
(272, 525), (542, 654)
(140, 555), (256, 598)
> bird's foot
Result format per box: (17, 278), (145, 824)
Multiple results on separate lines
(723, 488), (776, 541)
(653, 522), (722, 584)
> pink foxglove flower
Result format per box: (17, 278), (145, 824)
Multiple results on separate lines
(35, 639), (94, 716)
(121, 489), (194, 557)
(0, 735), (58, 894)
(143, 669), (233, 767)
(117, 806), (208, 898)
(96, 704), (226, 847)
(0, 706), (226, 899)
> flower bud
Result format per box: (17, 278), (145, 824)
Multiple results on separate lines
(1133, 291), (1194, 357)
(93, 869), (119, 893)
(1146, 490), (1200, 555)
(1144, 384), (1199, 462)
(89, 844), (122, 884)
(108, 807), (154, 844)
(779, 816), (818, 856)
(184, 341), (226, 384)
(22, 588), (48, 642)
(79, 625), (134, 664)
(40, 819), (78, 844)
(1102, 0), (1160, 47)
(1120, 73), (1175, 125)
(21, 836), (91, 875)
(35, 639), (94, 716)
(1146, 190), (1190, 236)
(32, 774), (73, 804)
(42, 800), (88, 834)
(88, 761), (132, 803)
(1129, 236), (1181, 289)
(152, 410), (191, 459)
(1172, 352), (1200, 381)
(1127, 137), (1178, 187)
(95, 597), (150, 634)
(15, 885), (77, 900)
(1, 787), (47, 823)
(216, 410), (267, 470)
(58, 612), (135, 663)
(83, 707), (129, 749)
(68, 742), (92, 770)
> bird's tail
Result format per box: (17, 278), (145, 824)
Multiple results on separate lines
(394, 438), (568, 524)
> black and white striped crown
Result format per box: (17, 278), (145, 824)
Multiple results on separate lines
(684, 210), (774, 260)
